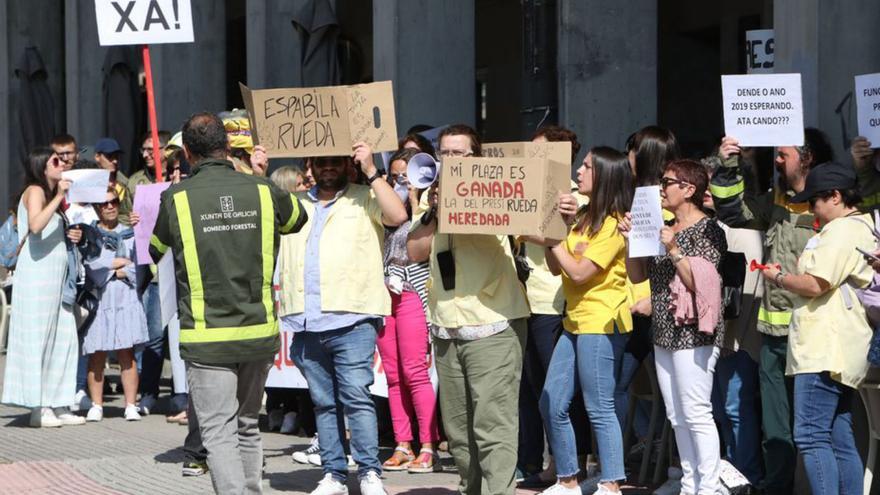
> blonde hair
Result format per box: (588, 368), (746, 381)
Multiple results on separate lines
(270, 166), (304, 193)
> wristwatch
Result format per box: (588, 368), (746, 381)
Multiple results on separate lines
(775, 272), (786, 288)
(670, 251), (685, 264)
(367, 171), (383, 184)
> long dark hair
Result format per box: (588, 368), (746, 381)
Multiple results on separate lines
(22, 146), (57, 202)
(576, 146), (634, 235)
(626, 126), (680, 187)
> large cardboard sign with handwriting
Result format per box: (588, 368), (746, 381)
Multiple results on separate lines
(240, 81), (398, 158)
(437, 155), (570, 239)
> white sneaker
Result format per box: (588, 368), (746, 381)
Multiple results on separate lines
(53, 407), (86, 426)
(307, 453), (323, 466)
(347, 455), (355, 468)
(292, 435), (320, 464)
(124, 404), (142, 421)
(592, 483), (622, 495)
(267, 409), (284, 431)
(280, 411), (298, 434)
(308, 474), (348, 495)
(71, 390), (92, 412)
(29, 408), (62, 428)
(539, 482), (581, 495)
(86, 405), (103, 422)
(359, 471), (386, 495)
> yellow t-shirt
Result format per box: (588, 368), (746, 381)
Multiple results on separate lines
(561, 216), (633, 334)
(788, 214), (875, 388)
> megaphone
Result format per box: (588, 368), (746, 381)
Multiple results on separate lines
(406, 153), (440, 189)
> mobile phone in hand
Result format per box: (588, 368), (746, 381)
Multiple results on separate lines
(855, 246), (880, 263)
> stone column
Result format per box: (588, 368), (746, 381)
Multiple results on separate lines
(373, 0), (476, 131)
(557, 0), (657, 160)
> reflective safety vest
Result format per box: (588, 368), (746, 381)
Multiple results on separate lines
(150, 159), (307, 363)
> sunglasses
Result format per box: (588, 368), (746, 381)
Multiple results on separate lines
(49, 157), (64, 168)
(98, 199), (120, 208)
(659, 177), (691, 189)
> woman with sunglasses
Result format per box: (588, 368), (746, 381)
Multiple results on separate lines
(2, 148), (86, 427)
(378, 147), (441, 473)
(620, 159), (727, 495)
(80, 189), (148, 421)
(757, 162), (871, 495)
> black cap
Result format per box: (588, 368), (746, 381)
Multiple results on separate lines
(790, 161), (858, 203)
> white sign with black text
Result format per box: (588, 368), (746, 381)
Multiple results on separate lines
(94, 0), (194, 46)
(62, 169), (111, 204)
(628, 186), (666, 258)
(721, 73), (804, 147)
(856, 73), (880, 148)
(745, 29), (774, 74)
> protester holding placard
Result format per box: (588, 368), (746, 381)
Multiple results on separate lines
(533, 147), (633, 495)
(518, 126), (591, 487)
(756, 161), (871, 495)
(621, 159), (727, 495)
(80, 188), (147, 422)
(376, 147), (441, 474)
(1, 148), (86, 428)
(407, 124), (532, 495)
(276, 142), (405, 495)
(850, 135), (880, 211)
(710, 128), (832, 495)
(129, 130), (173, 416)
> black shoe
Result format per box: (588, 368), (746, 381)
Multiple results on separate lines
(517, 473), (555, 489)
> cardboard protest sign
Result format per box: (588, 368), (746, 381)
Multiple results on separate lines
(745, 29), (774, 74)
(856, 73), (880, 147)
(95, 0), (194, 46)
(62, 169), (111, 204)
(721, 73), (804, 146)
(629, 186), (665, 258)
(133, 182), (172, 265)
(437, 156), (570, 239)
(240, 81), (398, 158)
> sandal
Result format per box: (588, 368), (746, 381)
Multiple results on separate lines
(382, 446), (414, 471)
(407, 448), (440, 474)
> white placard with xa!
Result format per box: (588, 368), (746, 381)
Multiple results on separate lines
(95, 0), (194, 46)
(721, 73), (804, 147)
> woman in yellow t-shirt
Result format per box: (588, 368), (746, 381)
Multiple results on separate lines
(758, 162), (872, 495)
(534, 147), (634, 495)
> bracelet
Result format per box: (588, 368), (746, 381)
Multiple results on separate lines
(366, 171), (382, 184)
(774, 272), (786, 288)
(670, 251), (685, 264)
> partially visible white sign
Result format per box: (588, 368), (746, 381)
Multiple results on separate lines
(745, 29), (774, 74)
(721, 73), (804, 147)
(62, 169), (111, 204)
(629, 186), (665, 258)
(95, 0), (194, 46)
(856, 73), (880, 148)
(158, 251), (177, 329)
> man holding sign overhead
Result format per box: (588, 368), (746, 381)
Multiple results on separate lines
(709, 126), (833, 495)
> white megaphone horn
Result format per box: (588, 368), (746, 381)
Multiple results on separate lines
(406, 153), (440, 189)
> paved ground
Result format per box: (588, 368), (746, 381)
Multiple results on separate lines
(0, 355), (654, 494)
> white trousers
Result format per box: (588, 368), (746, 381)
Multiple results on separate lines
(654, 345), (721, 495)
(167, 314), (187, 395)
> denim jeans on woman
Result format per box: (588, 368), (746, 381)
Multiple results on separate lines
(540, 328), (628, 482)
(793, 372), (863, 495)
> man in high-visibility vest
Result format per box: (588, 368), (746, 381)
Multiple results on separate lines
(150, 112), (307, 494)
(710, 128), (833, 495)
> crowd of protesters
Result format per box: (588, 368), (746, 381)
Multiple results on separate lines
(1, 104), (878, 495)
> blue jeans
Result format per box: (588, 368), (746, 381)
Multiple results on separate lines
(540, 330), (628, 482)
(291, 320), (381, 482)
(712, 350), (762, 484)
(137, 283), (165, 400)
(793, 372), (863, 495)
(614, 315), (652, 437)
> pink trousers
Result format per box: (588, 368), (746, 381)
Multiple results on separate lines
(378, 290), (440, 444)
